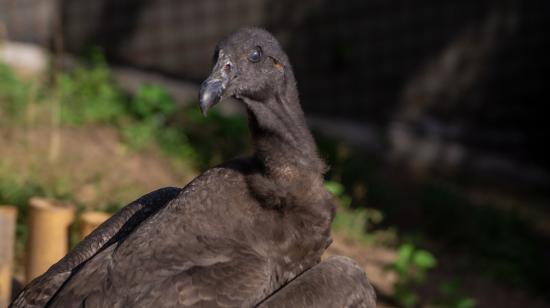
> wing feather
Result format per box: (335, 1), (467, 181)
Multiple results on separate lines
(257, 256), (376, 308)
(10, 187), (181, 308)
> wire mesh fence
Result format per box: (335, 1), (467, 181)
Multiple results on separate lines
(1, 0), (548, 172)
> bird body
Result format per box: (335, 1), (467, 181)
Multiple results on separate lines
(12, 27), (374, 308)
(46, 161), (332, 307)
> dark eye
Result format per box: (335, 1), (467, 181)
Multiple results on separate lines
(248, 47), (262, 63)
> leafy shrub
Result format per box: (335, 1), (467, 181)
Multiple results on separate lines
(129, 84), (175, 119)
(55, 55), (125, 125)
(387, 243), (437, 308)
(325, 180), (386, 244)
(122, 85), (178, 149)
(177, 106), (249, 168)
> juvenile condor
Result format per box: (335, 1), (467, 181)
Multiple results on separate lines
(12, 27), (375, 308)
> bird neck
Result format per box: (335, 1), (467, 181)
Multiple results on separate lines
(243, 83), (325, 178)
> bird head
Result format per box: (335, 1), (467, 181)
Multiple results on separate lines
(199, 27), (290, 115)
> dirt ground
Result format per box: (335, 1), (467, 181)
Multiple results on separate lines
(0, 124), (194, 209)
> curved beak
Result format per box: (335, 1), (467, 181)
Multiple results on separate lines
(199, 79), (226, 116)
(199, 55), (231, 116)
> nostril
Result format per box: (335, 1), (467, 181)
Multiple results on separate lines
(224, 63), (231, 71)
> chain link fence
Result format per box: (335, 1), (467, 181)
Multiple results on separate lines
(1, 0), (548, 175)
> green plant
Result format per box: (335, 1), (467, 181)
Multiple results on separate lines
(0, 62), (32, 119)
(325, 180), (386, 244)
(128, 84), (175, 119)
(177, 105), (249, 168)
(120, 120), (158, 149)
(156, 126), (198, 162)
(56, 65), (124, 125)
(387, 243), (437, 308)
(327, 180), (364, 237)
(122, 85), (177, 149)
(50, 58), (200, 163)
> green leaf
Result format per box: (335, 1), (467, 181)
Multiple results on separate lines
(398, 243), (415, 262)
(414, 250), (437, 269)
(393, 243), (415, 275)
(131, 85), (175, 118)
(325, 180), (345, 196)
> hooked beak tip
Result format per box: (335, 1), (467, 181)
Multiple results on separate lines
(199, 79), (225, 116)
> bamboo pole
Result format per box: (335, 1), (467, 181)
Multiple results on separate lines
(79, 211), (110, 240)
(0, 206), (17, 308)
(26, 198), (74, 283)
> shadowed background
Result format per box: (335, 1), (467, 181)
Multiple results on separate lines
(0, 0), (549, 307)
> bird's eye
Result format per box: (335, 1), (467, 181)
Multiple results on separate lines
(248, 47), (262, 63)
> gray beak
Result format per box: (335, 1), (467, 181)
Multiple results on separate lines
(199, 55), (231, 116)
(199, 79), (225, 116)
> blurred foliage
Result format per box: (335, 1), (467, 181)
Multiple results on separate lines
(47, 53), (249, 170)
(55, 55), (124, 125)
(326, 180), (390, 245)
(176, 106), (249, 169)
(387, 243), (437, 308)
(386, 244), (475, 308)
(130, 84), (175, 118)
(0, 62), (33, 119)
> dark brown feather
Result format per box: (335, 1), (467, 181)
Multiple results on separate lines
(258, 256), (377, 308)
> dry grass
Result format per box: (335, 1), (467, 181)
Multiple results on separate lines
(0, 123), (195, 211)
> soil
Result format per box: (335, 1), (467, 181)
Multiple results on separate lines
(0, 124), (195, 209)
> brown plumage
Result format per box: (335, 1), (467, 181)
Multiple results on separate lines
(11, 27), (375, 308)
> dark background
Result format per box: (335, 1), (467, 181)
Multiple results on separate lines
(2, 0), (549, 177)
(1, 1), (550, 307)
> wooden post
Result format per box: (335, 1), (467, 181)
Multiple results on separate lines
(0, 206), (17, 308)
(79, 211), (110, 240)
(26, 197), (74, 283)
